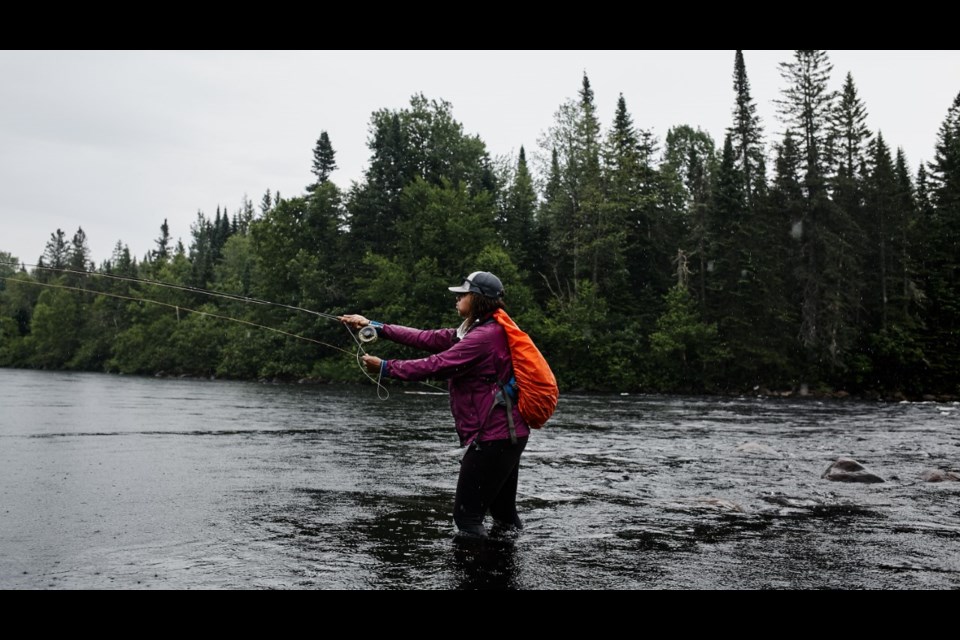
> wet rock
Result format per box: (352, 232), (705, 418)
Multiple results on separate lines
(760, 494), (822, 508)
(664, 497), (746, 514)
(920, 468), (960, 482)
(821, 458), (885, 483)
(703, 497), (745, 512)
(736, 442), (783, 458)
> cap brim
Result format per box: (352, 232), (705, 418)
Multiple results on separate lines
(448, 284), (471, 293)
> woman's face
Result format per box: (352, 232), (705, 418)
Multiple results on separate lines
(456, 292), (472, 318)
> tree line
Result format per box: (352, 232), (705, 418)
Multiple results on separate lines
(2, 51), (959, 398)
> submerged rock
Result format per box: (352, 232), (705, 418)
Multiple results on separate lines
(663, 497), (746, 514)
(920, 468), (960, 482)
(822, 458), (885, 483)
(760, 494), (822, 508)
(736, 442), (783, 457)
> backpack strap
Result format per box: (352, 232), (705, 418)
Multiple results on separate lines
(483, 377), (518, 445)
(501, 380), (518, 445)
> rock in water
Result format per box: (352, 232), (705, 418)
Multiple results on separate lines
(736, 442), (783, 457)
(821, 458), (885, 483)
(920, 468), (960, 482)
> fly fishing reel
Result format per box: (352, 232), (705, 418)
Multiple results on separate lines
(358, 325), (378, 343)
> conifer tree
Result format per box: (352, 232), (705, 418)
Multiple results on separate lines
(538, 74), (605, 300)
(499, 146), (539, 281)
(728, 51), (765, 207)
(260, 189), (273, 216)
(778, 50), (860, 378)
(42, 229), (70, 271)
(154, 219), (171, 262)
(69, 227), (91, 273)
(307, 131), (337, 191)
(921, 92), (960, 391)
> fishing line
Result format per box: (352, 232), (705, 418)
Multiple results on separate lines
(0, 261), (341, 321)
(0, 275), (355, 356)
(0, 274), (443, 397)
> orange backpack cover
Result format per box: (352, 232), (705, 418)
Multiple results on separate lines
(493, 309), (559, 428)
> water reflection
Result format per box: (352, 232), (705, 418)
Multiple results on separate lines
(452, 535), (520, 590)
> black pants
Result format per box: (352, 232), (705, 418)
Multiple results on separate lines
(453, 437), (528, 537)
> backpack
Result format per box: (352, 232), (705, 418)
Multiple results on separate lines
(493, 309), (559, 429)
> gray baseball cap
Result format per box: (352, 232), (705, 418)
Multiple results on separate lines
(448, 271), (505, 299)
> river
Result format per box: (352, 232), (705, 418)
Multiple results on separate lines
(1, 368), (958, 589)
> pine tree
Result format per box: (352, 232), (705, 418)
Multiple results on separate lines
(69, 227), (89, 270)
(662, 125), (716, 309)
(594, 93), (649, 309)
(832, 73), (872, 183)
(237, 195), (256, 235)
(770, 131), (806, 379)
(154, 218), (171, 262)
(575, 74), (606, 291)
(189, 211), (214, 289)
(307, 131), (337, 191)
(42, 229), (70, 271)
(539, 147), (569, 298)
(854, 143), (925, 393)
(498, 146), (539, 280)
(260, 189), (273, 216)
(778, 50), (861, 379)
(537, 74), (606, 301)
(862, 133), (898, 331)
(777, 50), (836, 186)
(921, 91), (960, 392)
(706, 134), (744, 321)
(728, 51), (765, 208)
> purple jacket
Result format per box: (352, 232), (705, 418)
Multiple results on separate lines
(381, 322), (530, 446)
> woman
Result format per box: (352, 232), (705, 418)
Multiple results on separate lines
(340, 271), (529, 538)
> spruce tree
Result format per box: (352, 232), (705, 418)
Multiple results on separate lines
(862, 133), (898, 331)
(770, 132), (806, 380)
(921, 92), (960, 392)
(260, 189), (273, 216)
(537, 74), (606, 301)
(68, 227), (90, 272)
(499, 146), (539, 282)
(307, 131), (337, 191)
(662, 125), (716, 310)
(154, 219), (171, 262)
(706, 134), (744, 321)
(42, 229), (70, 272)
(778, 50), (861, 380)
(728, 50), (765, 208)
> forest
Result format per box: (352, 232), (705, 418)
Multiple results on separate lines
(2, 50), (959, 398)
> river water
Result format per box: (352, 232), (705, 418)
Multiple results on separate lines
(1, 368), (958, 589)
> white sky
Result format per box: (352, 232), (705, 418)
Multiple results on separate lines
(1, 50), (958, 266)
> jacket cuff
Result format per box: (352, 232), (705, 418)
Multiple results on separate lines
(380, 359), (389, 378)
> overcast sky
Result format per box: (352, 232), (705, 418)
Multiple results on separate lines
(2, 50), (958, 266)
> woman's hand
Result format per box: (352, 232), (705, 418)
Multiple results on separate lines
(361, 354), (382, 374)
(339, 314), (370, 330)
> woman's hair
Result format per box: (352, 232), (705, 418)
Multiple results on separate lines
(468, 292), (505, 325)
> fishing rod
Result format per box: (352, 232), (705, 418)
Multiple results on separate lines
(0, 275), (356, 355)
(0, 260), (342, 322)
(0, 273), (441, 397)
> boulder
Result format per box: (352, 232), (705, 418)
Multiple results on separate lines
(821, 458), (885, 483)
